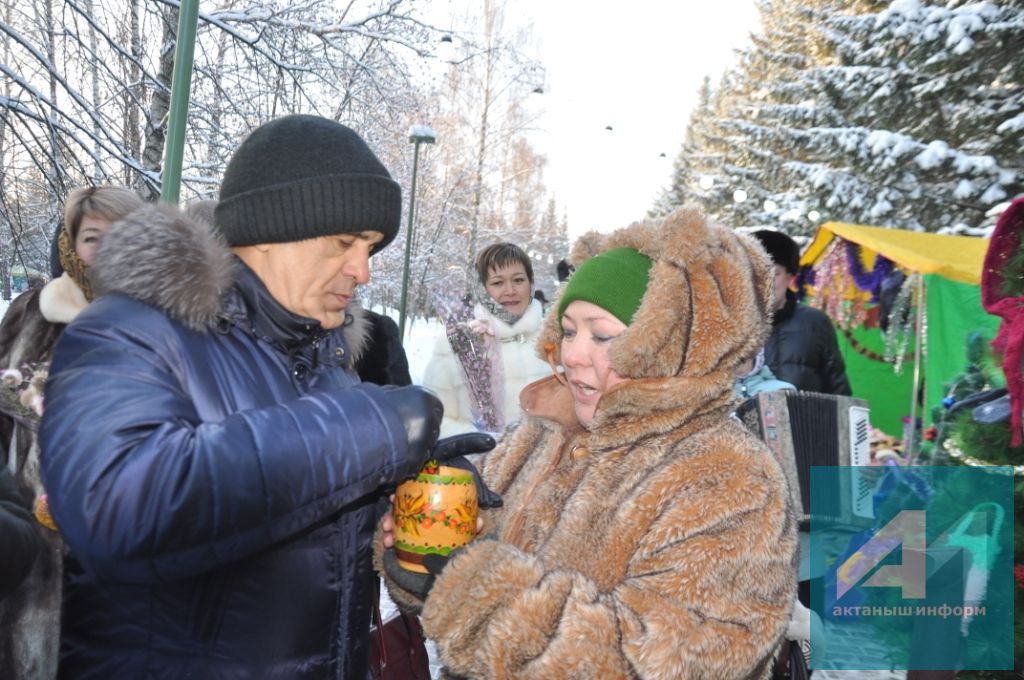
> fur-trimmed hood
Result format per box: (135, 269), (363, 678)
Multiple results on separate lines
(533, 207), (774, 440)
(90, 203), (373, 361)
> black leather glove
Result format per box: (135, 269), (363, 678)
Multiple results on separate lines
(431, 432), (497, 463)
(384, 386), (443, 475)
(382, 547), (435, 600)
(430, 433), (502, 508)
(381, 543), (474, 602)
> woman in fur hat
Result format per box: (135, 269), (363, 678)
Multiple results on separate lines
(423, 242), (552, 437)
(0, 185), (143, 679)
(381, 208), (799, 679)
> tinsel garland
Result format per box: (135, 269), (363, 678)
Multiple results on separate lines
(840, 327), (914, 364)
(846, 242), (894, 302)
(882, 272), (920, 374)
(808, 239), (868, 330)
(795, 266), (814, 303)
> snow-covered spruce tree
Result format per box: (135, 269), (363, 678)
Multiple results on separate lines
(787, 0), (1024, 233)
(651, 77), (716, 217)
(529, 196), (570, 295)
(659, 0), (1024, 236)
(707, 0), (870, 236)
(652, 73), (750, 224)
(654, 0), (860, 234)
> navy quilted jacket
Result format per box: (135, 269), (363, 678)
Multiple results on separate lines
(39, 232), (420, 678)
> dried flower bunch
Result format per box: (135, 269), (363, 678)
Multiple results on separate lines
(0, 363), (47, 431)
(432, 280), (506, 434)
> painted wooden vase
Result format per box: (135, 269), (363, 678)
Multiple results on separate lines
(393, 461), (478, 574)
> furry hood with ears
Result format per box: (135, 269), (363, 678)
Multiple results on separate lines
(535, 207), (774, 434)
(89, 204), (373, 361)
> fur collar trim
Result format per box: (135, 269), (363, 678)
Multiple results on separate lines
(38, 273), (88, 324)
(89, 203), (372, 359)
(535, 207), (775, 441)
(92, 204), (235, 332)
(343, 302), (373, 366)
(474, 298), (544, 340)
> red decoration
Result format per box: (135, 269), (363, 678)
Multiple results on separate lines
(1015, 564), (1024, 589)
(981, 198), (1024, 446)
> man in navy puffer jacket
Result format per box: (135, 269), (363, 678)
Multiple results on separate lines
(38, 115), (492, 679)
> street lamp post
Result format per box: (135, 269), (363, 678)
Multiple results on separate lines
(398, 125), (436, 342)
(160, 0), (199, 204)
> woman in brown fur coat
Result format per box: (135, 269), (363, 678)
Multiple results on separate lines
(0, 185), (142, 679)
(381, 208), (798, 679)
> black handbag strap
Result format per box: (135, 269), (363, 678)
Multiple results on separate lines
(772, 640), (809, 680)
(372, 577), (425, 671)
(372, 578), (389, 667)
(791, 640), (809, 680)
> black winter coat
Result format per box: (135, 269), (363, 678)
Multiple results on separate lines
(39, 210), (425, 679)
(0, 466), (42, 600)
(354, 310), (411, 387)
(764, 291), (852, 396)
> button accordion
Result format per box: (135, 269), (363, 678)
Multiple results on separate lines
(736, 391), (874, 526)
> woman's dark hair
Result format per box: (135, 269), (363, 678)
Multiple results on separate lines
(475, 242), (534, 285)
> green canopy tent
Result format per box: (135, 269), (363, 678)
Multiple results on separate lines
(799, 222), (1000, 456)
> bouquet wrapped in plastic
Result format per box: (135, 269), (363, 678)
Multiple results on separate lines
(432, 274), (506, 434)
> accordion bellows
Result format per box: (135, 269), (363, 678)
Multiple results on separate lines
(737, 391), (872, 526)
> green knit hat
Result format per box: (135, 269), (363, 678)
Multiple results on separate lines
(558, 247), (653, 325)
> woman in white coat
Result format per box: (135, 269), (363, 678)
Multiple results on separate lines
(423, 243), (551, 437)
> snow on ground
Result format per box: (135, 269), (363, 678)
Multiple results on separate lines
(400, 314), (445, 386)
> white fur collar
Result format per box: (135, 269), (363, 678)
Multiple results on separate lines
(474, 298), (544, 340)
(38, 273), (88, 324)
(342, 303), (373, 365)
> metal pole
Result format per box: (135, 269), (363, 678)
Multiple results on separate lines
(397, 141), (421, 342)
(160, 0), (200, 204)
(907, 275), (926, 462)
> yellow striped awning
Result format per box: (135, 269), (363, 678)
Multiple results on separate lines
(801, 222), (989, 285)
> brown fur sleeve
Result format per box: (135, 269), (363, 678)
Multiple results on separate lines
(612, 430), (798, 679)
(422, 540), (631, 678)
(422, 425), (797, 679)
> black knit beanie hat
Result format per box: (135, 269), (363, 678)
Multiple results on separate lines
(215, 114), (401, 253)
(752, 229), (801, 275)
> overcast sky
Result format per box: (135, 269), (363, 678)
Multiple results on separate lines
(507, 2), (763, 239)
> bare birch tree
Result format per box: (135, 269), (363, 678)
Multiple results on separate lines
(0, 0), (445, 297)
